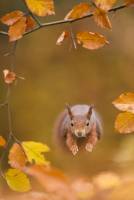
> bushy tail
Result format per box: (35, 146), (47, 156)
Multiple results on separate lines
(53, 110), (68, 151)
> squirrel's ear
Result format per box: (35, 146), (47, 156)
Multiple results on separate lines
(66, 103), (73, 119)
(87, 105), (94, 119)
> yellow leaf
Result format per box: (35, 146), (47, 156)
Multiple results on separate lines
(22, 141), (50, 165)
(25, 0), (55, 17)
(1, 10), (24, 26)
(5, 168), (31, 192)
(76, 31), (109, 50)
(93, 8), (112, 29)
(8, 143), (27, 169)
(115, 112), (134, 134)
(0, 136), (6, 147)
(94, 0), (117, 11)
(113, 92), (134, 113)
(65, 3), (91, 20)
(8, 17), (27, 42)
(56, 31), (70, 46)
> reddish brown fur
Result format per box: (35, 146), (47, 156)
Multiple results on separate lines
(53, 104), (102, 155)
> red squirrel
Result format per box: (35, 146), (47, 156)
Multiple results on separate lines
(54, 104), (102, 155)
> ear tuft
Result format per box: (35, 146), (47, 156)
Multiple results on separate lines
(87, 104), (94, 119)
(65, 103), (73, 119)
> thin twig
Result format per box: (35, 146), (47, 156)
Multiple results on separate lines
(0, 3), (129, 37)
(69, 23), (77, 49)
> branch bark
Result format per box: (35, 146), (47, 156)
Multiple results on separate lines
(0, 3), (128, 37)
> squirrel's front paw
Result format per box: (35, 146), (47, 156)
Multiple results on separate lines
(70, 144), (79, 156)
(85, 143), (93, 152)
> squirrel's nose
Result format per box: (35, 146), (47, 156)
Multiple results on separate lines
(77, 132), (82, 137)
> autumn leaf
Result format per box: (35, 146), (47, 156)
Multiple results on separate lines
(125, 0), (134, 6)
(65, 3), (91, 20)
(113, 92), (134, 114)
(1, 10), (24, 26)
(93, 172), (121, 190)
(25, 0), (55, 17)
(94, 8), (112, 29)
(22, 141), (50, 165)
(8, 16), (27, 42)
(94, 0), (117, 11)
(8, 143), (27, 170)
(3, 69), (16, 84)
(25, 165), (75, 200)
(26, 16), (36, 32)
(56, 31), (70, 46)
(0, 136), (6, 147)
(25, 165), (67, 182)
(115, 112), (134, 134)
(71, 178), (94, 199)
(5, 168), (31, 192)
(76, 31), (109, 50)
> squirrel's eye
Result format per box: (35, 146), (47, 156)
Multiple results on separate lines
(71, 122), (74, 126)
(86, 122), (89, 126)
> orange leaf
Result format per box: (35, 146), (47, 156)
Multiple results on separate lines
(3, 69), (16, 84)
(25, 165), (75, 200)
(65, 3), (91, 20)
(113, 92), (134, 113)
(125, 0), (134, 6)
(8, 16), (26, 42)
(76, 31), (109, 50)
(0, 136), (6, 147)
(25, 0), (55, 17)
(115, 112), (134, 134)
(94, 8), (112, 29)
(8, 143), (27, 170)
(94, 0), (117, 11)
(1, 10), (24, 26)
(26, 16), (36, 32)
(56, 31), (70, 46)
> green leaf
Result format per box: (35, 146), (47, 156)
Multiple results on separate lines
(5, 168), (31, 192)
(22, 141), (50, 165)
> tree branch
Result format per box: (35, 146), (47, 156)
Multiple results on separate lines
(0, 3), (128, 37)
(0, 42), (19, 176)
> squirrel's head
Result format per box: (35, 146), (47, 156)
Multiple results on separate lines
(66, 104), (94, 138)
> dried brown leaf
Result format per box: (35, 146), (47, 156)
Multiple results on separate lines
(115, 112), (134, 134)
(0, 136), (6, 147)
(8, 143), (27, 169)
(125, 0), (134, 6)
(94, 8), (112, 29)
(94, 0), (117, 11)
(25, 165), (76, 200)
(76, 31), (109, 50)
(113, 92), (134, 113)
(26, 16), (36, 32)
(8, 16), (27, 42)
(1, 10), (24, 26)
(65, 3), (91, 20)
(56, 31), (70, 46)
(3, 69), (16, 84)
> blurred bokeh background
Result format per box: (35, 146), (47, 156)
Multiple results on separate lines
(0, 0), (134, 179)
